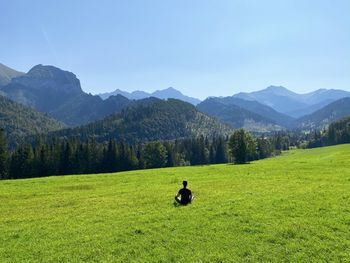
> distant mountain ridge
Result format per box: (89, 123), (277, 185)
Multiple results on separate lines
(233, 85), (350, 117)
(98, 87), (201, 105)
(197, 86), (350, 131)
(99, 89), (150, 100)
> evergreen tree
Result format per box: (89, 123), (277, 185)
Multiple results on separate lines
(228, 129), (256, 164)
(136, 144), (145, 169)
(87, 139), (101, 173)
(10, 144), (34, 178)
(257, 136), (273, 159)
(143, 141), (168, 168)
(209, 144), (216, 164)
(103, 139), (118, 172)
(0, 129), (9, 179)
(59, 142), (73, 175)
(164, 142), (175, 167)
(215, 137), (227, 163)
(37, 144), (49, 177)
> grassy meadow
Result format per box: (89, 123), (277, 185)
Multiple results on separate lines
(1, 144), (350, 262)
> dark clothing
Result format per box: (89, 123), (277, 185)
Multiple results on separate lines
(176, 188), (192, 205)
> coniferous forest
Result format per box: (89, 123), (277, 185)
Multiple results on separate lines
(1, 115), (349, 180)
(0, 129), (285, 179)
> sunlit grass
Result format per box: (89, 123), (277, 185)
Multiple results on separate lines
(1, 144), (350, 262)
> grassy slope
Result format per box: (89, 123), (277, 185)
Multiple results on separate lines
(1, 145), (350, 262)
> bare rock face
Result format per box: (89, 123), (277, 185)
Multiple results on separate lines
(1, 64), (85, 114)
(12, 64), (83, 95)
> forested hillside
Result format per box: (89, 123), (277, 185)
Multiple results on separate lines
(197, 98), (282, 132)
(0, 95), (64, 147)
(307, 116), (350, 148)
(296, 97), (350, 130)
(47, 99), (232, 143)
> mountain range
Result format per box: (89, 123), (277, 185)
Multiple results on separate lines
(0, 64), (136, 126)
(234, 86), (350, 118)
(1, 62), (350, 144)
(98, 87), (201, 105)
(199, 90), (350, 132)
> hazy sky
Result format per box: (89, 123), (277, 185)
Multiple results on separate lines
(1, 0), (350, 99)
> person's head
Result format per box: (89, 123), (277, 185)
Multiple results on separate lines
(182, 180), (188, 188)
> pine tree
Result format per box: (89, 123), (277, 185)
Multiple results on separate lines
(164, 142), (175, 167)
(37, 144), (49, 177)
(10, 144), (34, 178)
(215, 137), (227, 163)
(103, 139), (118, 172)
(0, 129), (9, 179)
(59, 142), (73, 175)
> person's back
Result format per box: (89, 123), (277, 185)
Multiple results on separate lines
(175, 181), (193, 205)
(178, 187), (192, 204)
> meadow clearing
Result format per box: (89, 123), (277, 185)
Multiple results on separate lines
(1, 144), (350, 262)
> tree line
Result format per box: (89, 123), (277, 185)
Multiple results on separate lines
(0, 128), (286, 179)
(305, 116), (350, 148)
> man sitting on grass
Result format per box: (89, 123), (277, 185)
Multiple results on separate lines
(175, 181), (193, 205)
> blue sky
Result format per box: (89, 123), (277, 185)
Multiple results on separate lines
(1, 0), (350, 99)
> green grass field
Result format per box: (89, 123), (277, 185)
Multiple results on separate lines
(1, 144), (350, 262)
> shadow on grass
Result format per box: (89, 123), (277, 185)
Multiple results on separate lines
(227, 162), (252, 166)
(173, 201), (195, 208)
(173, 201), (181, 208)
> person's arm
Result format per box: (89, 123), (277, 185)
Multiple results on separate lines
(175, 189), (181, 198)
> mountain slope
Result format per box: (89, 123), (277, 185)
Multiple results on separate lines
(301, 88), (350, 105)
(0, 63), (24, 86)
(234, 86), (308, 114)
(0, 95), (64, 147)
(197, 98), (282, 132)
(98, 87), (201, 105)
(286, 99), (334, 118)
(0, 65), (134, 126)
(49, 99), (232, 143)
(203, 96), (294, 127)
(49, 94), (134, 126)
(296, 97), (350, 129)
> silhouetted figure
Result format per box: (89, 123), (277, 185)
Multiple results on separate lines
(175, 181), (193, 205)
